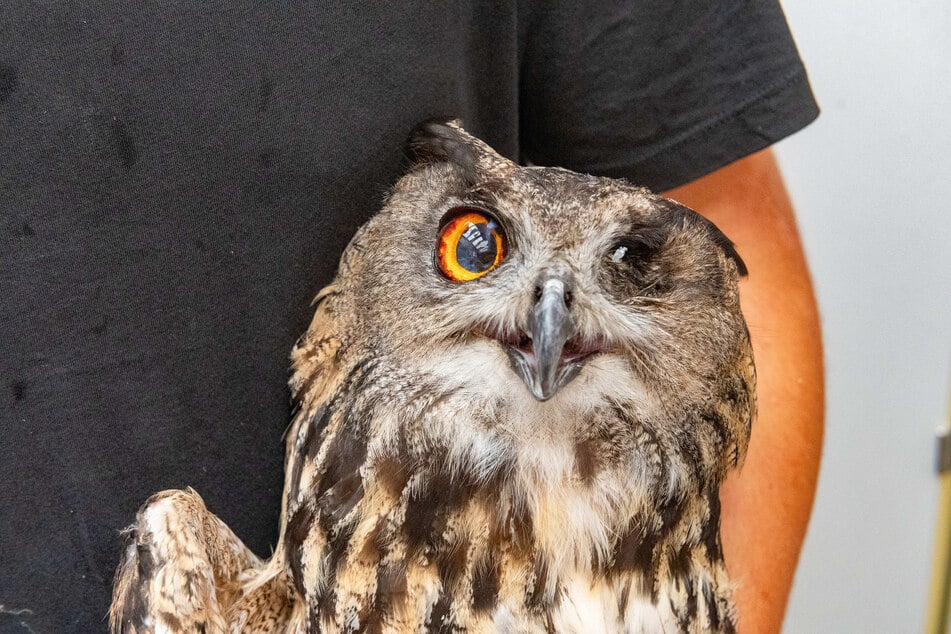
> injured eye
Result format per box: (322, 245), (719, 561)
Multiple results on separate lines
(608, 226), (669, 270)
(435, 207), (506, 282)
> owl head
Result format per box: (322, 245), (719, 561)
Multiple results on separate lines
(300, 121), (753, 476)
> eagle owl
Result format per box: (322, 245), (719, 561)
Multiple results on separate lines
(111, 121), (755, 633)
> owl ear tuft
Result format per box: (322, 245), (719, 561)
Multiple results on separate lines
(704, 220), (748, 277)
(658, 198), (748, 277)
(406, 118), (512, 184)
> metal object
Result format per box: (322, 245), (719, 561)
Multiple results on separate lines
(927, 385), (951, 634)
(939, 429), (951, 475)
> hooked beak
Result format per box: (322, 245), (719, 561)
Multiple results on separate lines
(506, 275), (590, 401)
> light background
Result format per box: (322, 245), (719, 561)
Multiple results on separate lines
(775, 1), (951, 631)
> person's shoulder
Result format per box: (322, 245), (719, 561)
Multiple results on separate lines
(518, 0), (819, 190)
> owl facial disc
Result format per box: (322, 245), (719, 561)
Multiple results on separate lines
(505, 272), (595, 401)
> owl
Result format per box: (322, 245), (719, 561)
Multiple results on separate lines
(110, 121), (755, 633)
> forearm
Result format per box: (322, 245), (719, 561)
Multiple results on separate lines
(665, 149), (825, 633)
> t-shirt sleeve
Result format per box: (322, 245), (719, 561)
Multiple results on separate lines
(518, 0), (819, 191)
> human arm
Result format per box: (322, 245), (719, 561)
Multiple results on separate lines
(665, 148), (825, 634)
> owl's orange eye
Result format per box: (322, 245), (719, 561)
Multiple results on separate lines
(435, 209), (506, 282)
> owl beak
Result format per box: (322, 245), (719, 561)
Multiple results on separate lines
(507, 275), (581, 401)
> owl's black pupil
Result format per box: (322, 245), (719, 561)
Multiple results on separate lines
(455, 221), (498, 272)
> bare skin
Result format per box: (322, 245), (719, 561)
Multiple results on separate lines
(665, 149), (825, 634)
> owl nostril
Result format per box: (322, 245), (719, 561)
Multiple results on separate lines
(563, 289), (574, 307)
(533, 284), (543, 303)
(518, 333), (533, 352)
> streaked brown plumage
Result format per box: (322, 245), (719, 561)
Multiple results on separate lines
(111, 121), (755, 633)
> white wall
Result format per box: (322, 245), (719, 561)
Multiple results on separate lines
(776, 1), (951, 631)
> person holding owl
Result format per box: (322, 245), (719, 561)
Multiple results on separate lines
(0, 1), (822, 632)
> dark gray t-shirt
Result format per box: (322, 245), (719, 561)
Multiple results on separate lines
(0, 1), (817, 631)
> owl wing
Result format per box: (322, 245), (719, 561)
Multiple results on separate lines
(109, 488), (293, 633)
